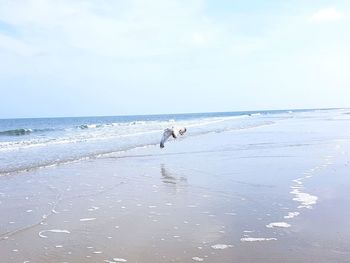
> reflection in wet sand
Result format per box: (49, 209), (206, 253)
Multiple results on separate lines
(160, 164), (187, 192)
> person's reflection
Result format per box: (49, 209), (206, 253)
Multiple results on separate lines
(161, 164), (176, 184)
(160, 164), (187, 192)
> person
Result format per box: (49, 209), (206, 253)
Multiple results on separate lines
(160, 126), (187, 148)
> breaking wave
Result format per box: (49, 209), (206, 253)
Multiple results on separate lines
(0, 128), (33, 136)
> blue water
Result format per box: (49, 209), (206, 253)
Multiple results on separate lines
(0, 109), (334, 174)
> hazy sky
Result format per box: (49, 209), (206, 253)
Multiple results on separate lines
(0, 0), (349, 118)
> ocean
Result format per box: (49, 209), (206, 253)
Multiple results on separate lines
(0, 109), (336, 174)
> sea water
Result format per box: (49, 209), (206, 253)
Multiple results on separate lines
(0, 109), (340, 174)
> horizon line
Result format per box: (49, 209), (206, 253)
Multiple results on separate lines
(0, 107), (345, 121)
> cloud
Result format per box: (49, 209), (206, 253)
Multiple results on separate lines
(0, 33), (38, 56)
(0, 0), (223, 58)
(310, 7), (344, 23)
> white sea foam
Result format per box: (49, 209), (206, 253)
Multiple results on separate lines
(113, 258), (127, 262)
(240, 237), (277, 242)
(290, 189), (318, 209)
(80, 218), (96, 221)
(224, 212), (236, 216)
(185, 115), (249, 129)
(211, 244), (232, 249)
(38, 229), (70, 238)
(292, 178), (303, 185)
(266, 222), (291, 228)
(284, 212), (300, 219)
(192, 256), (204, 261)
(88, 206), (99, 211)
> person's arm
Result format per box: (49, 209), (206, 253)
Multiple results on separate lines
(172, 131), (177, 138)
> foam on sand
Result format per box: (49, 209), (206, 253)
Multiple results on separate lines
(240, 237), (277, 242)
(224, 212), (236, 216)
(88, 206), (99, 211)
(211, 244), (233, 249)
(105, 260), (127, 263)
(266, 222), (291, 228)
(79, 218), (96, 221)
(38, 229), (70, 238)
(290, 189), (318, 209)
(284, 212), (300, 219)
(192, 256), (204, 261)
(113, 258), (127, 262)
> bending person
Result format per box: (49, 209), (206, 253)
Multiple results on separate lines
(160, 126), (187, 148)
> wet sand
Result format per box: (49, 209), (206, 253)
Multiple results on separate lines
(1, 113), (350, 262)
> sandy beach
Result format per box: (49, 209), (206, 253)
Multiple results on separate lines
(1, 111), (350, 263)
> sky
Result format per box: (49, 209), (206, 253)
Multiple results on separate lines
(0, 0), (349, 118)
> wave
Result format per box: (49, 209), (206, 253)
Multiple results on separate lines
(2, 122), (144, 134)
(0, 127), (60, 136)
(78, 124), (100, 129)
(0, 128), (33, 136)
(77, 120), (175, 129)
(77, 122), (142, 129)
(0, 128), (165, 153)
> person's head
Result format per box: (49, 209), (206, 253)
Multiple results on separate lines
(179, 127), (187, 135)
